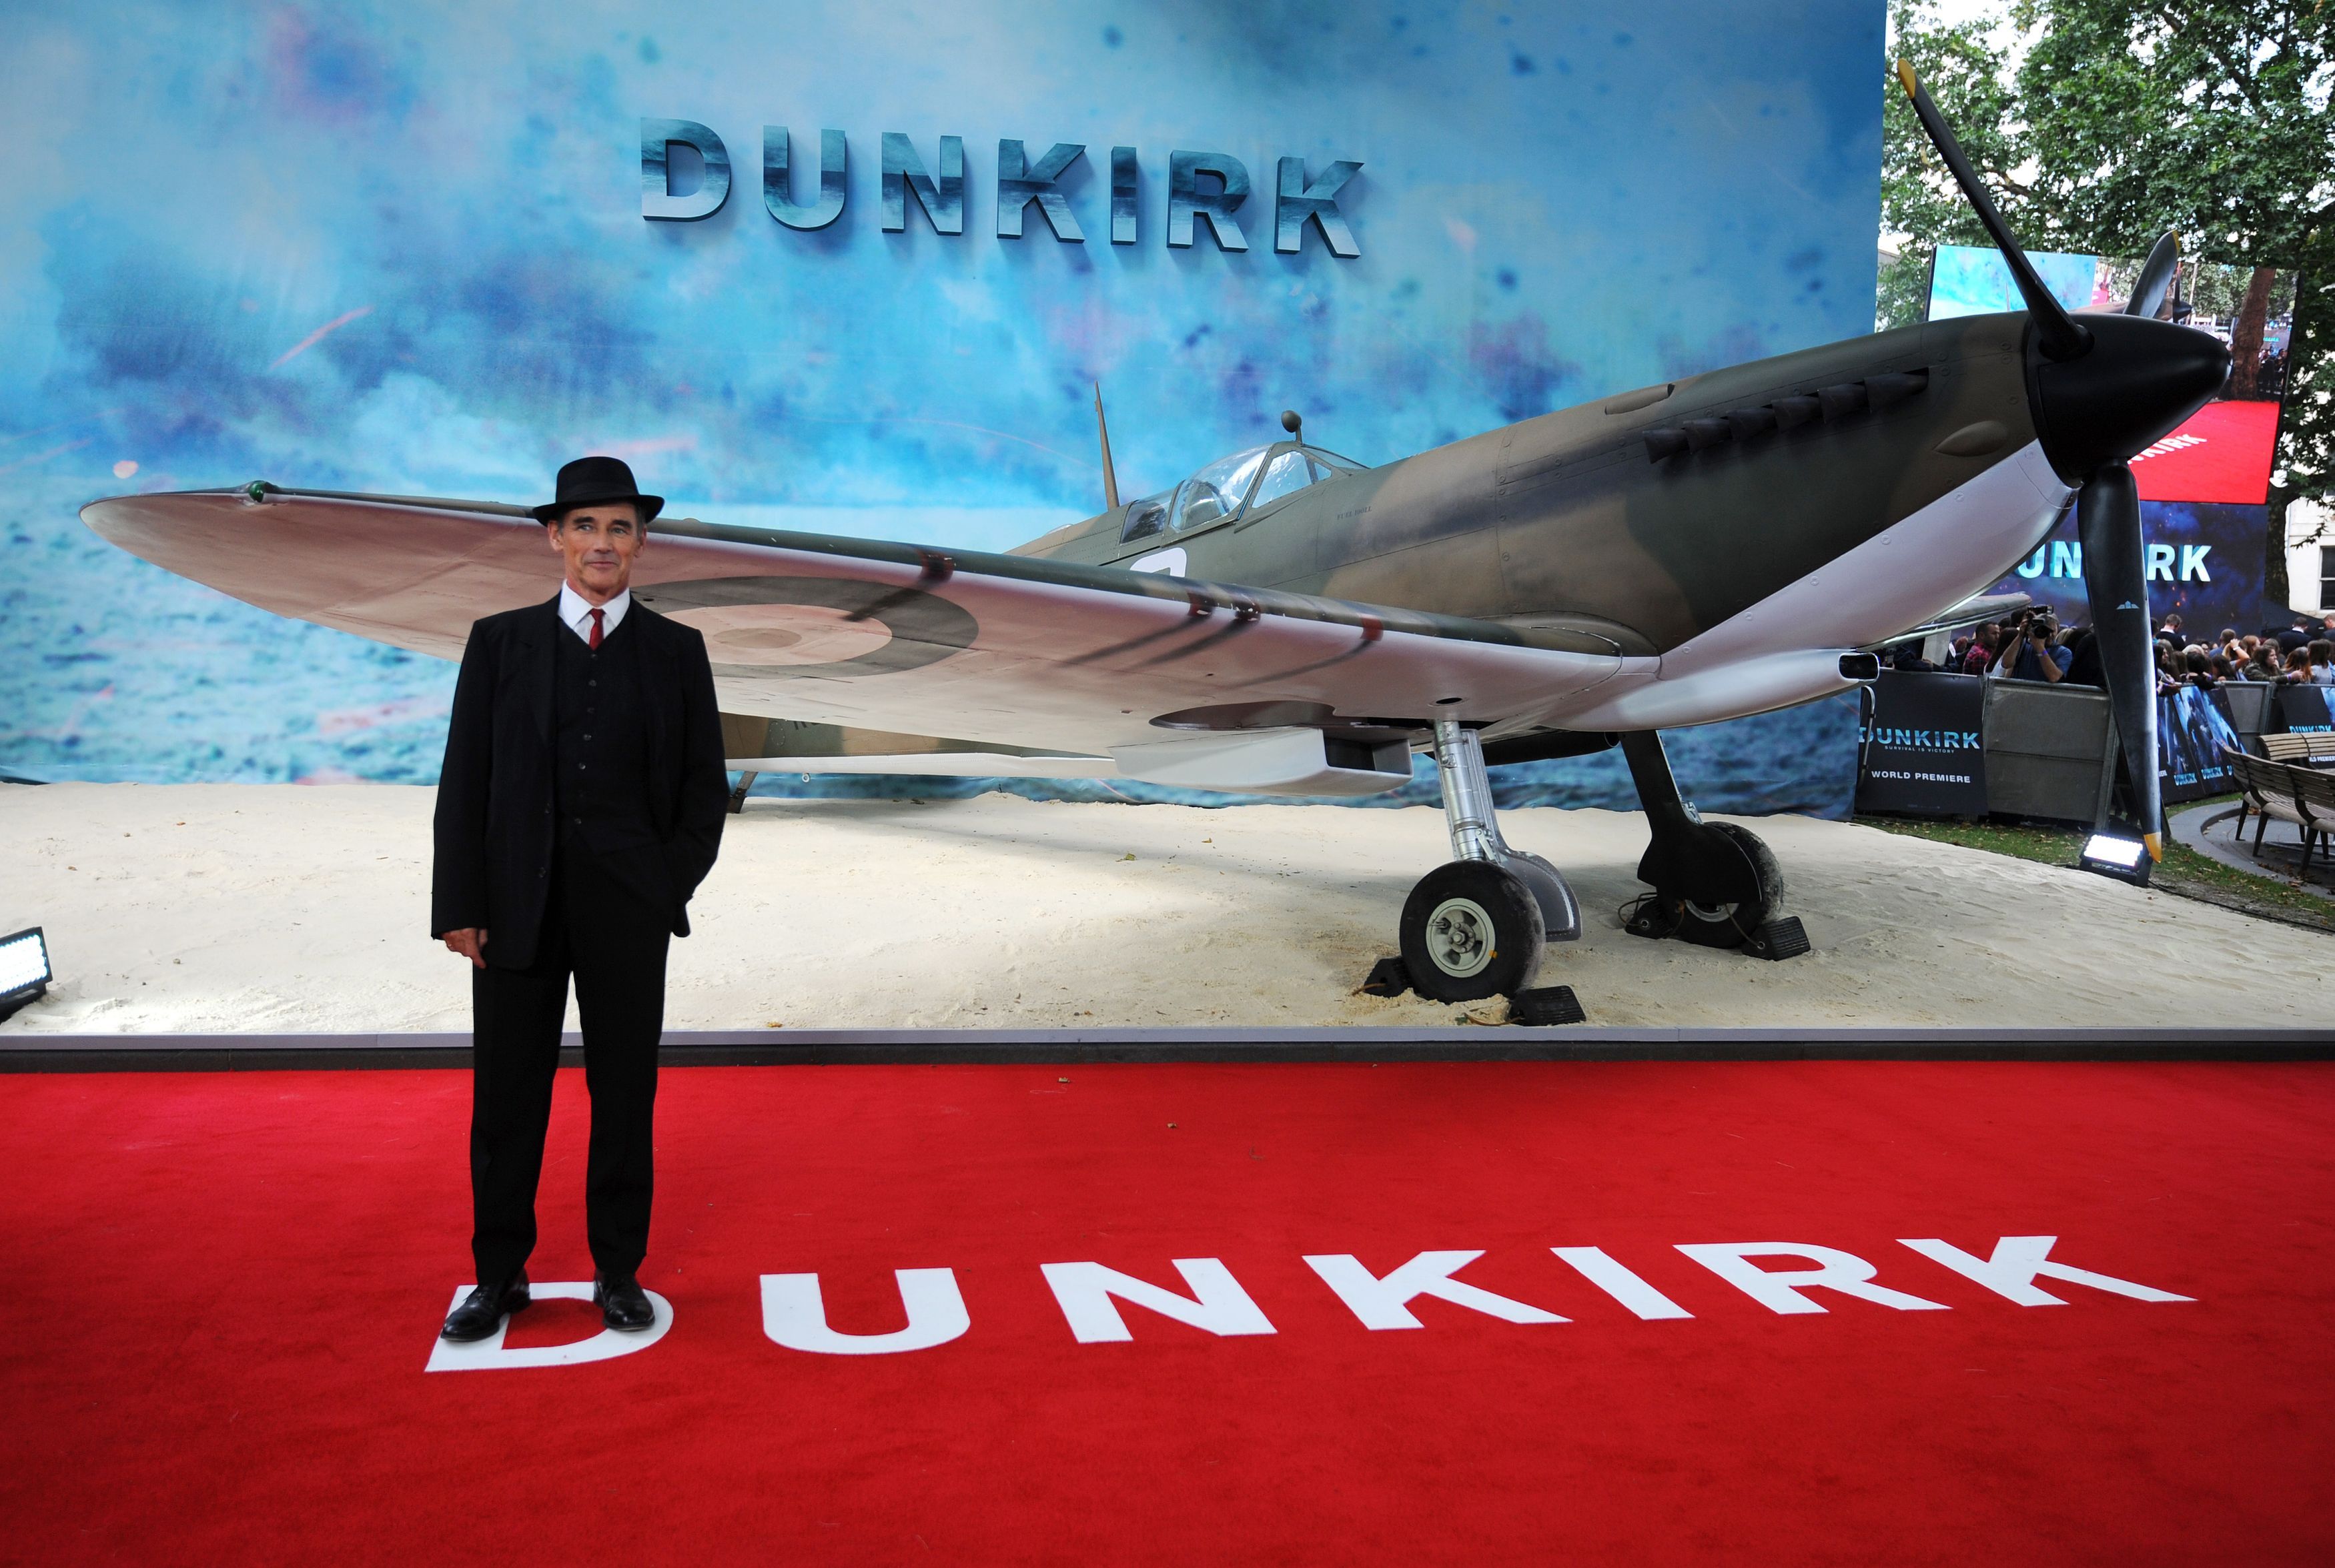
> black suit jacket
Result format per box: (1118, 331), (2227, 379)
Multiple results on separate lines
(430, 594), (728, 970)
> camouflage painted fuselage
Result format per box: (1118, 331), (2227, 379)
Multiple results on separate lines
(1018, 313), (2040, 660)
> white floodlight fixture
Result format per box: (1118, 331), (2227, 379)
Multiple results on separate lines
(0, 926), (51, 1021)
(2078, 832), (2152, 886)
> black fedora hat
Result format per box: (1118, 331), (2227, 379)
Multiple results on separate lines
(532, 455), (664, 524)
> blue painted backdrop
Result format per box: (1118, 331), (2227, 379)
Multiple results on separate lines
(1, 0), (1883, 815)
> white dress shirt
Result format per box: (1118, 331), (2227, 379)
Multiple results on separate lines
(558, 582), (631, 644)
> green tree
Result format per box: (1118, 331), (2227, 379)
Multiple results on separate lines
(1879, 1), (2030, 331)
(1883, 0), (2335, 604)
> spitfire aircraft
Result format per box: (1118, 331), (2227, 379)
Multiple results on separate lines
(83, 67), (2230, 1004)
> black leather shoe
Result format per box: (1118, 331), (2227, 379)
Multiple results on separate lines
(440, 1269), (530, 1342)
(594, 1271), (655, 1332)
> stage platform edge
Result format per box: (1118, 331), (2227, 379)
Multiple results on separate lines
(3, 1026), (2332, 1070)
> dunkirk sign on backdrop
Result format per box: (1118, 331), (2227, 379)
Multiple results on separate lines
(642, 117), (1364, 256)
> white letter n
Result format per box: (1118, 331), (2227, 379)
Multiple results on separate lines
(761, 1269), (971, 1355)
(1898, 1236), (2194, 1306)
(1040, 1259), (1276, 1343)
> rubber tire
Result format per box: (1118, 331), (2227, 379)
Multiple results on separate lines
(1671, 821), (1785, 950)
(1398, 860), (1545, 1002)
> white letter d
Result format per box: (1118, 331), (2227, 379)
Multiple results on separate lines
(424, 1281), (673, 1372)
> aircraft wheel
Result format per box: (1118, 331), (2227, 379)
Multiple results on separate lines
(1668, 822), (1784, 950)
(1399, 860), (1545, 1002)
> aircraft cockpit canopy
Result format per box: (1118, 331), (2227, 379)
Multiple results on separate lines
(1119, 441), (1364, 544)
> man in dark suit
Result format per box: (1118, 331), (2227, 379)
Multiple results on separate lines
(432, 456), (729, 1342)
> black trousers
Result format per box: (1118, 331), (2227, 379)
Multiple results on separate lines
(468, 836), (670, 1286)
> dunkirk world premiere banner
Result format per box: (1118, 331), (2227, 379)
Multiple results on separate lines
(1853, 672), (1987, 818)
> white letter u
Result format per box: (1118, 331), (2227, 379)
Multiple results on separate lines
(760, 1269), (969, 1355)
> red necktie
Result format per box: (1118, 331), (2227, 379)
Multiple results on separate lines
(588, 607), (604, 650)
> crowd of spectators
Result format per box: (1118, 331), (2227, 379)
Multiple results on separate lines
(1885, 609), (2335, 690)
(2147, 610), (2335, 692)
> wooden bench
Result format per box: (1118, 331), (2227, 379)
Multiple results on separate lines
(2294, 766), (2335, 868)
(2261, 730), (2335, 766)
(2223, 748), (2335, 864)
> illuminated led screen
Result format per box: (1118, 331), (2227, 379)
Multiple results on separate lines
(1927, 243), (2298, 507)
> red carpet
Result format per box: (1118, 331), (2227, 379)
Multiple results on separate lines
(2133, 396), (2280, 503)
(3, 1060), (2330, 1564)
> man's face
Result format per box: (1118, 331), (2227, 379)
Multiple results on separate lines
(548, 504), (646, 600)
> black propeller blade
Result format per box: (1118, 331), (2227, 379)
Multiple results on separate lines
(1893, 59), (2091, 362)
(2075, 463), (2161, 858)
(2125, 231), (2180, 319)
(1895, 60), (2230, 860)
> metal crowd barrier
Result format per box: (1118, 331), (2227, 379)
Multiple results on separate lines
(1978, 679), (2117, 822)
(2214, 682), (2275, 749)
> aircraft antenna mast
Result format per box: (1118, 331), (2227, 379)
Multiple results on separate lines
(1093, 383), (1120, 511)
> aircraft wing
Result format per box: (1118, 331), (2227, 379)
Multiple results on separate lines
(82, 486), (1624, 796)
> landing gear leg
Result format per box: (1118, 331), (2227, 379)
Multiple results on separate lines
(1392, 721), (1584, 1003)
(727, 771), (759, 815)
(1618, 731), (1807, 959)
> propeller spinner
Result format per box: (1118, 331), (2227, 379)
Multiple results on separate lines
(1895, 60), (2230, 860)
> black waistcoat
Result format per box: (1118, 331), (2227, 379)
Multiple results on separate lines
(552, 611), (657, 852)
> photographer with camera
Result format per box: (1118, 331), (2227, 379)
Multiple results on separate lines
(1988, 608), (2070, 684)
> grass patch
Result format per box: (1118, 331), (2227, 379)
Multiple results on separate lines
(1855, 800), (2335, 934)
